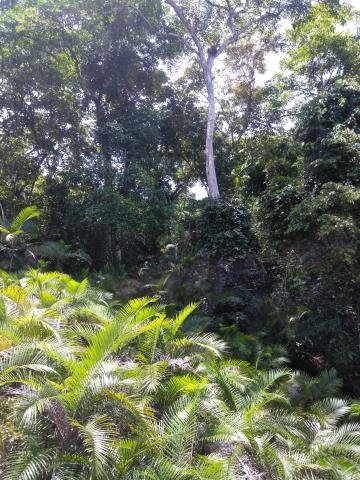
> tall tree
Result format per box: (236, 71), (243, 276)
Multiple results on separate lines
(163, 0), (310, 199)
(0, 0), (203, 266)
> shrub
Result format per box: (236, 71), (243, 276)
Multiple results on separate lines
(196, 198), (257, 260)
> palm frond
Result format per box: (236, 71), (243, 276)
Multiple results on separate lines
(72, 415), (116, 477)
(3, 448), (57, 480)
(11, 206), (40, 232)
(170, 303), (199, 335)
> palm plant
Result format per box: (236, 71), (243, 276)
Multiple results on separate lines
(0, 206), (40, 271)
(33, 240), (91, 271)
(0, 270), (360, 480)
(0, 207), (90, 273)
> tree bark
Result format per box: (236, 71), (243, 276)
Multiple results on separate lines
(204, 60), (220, 200)
(164, 0), (222, 200)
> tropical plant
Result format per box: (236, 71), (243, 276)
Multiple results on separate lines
(0, 270), (360, 479)
(33, 240), (92, 271)
(0, 206), (40, 271)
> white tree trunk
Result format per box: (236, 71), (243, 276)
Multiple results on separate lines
(204, 63), (220, 200)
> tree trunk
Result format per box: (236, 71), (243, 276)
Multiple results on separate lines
(164, 0), (223, 200)
(204, 63), (220, 200)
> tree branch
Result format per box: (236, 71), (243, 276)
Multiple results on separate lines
(119, 3), (197, 56)
(204, 0), (227, 11)
(225, 0), (236, 31)
(124, 4), (183, 41)
(165, 0), (207, 65)
(215, 4), (288, 60)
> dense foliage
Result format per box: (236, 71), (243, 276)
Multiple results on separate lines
(1, 0), (360, 477)
(235, 2), (360, 388)
(1, 270), (360, 479)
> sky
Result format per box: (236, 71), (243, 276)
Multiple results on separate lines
(190, 0), (359, 200)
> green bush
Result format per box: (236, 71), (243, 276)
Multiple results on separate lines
(196, 198), (257, 260)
